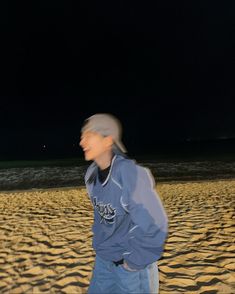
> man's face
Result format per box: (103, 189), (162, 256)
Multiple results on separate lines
(80, 131), (112, 161)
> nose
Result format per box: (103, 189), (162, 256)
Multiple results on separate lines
(80, 136), (87, 148)
(79, 137), (84, 147)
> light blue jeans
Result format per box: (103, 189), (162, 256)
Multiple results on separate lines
(88, 255), (159, 294)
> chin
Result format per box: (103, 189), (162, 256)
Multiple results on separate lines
(84, 153), (94, 161)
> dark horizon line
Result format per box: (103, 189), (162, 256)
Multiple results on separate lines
(1, 138), (235, 162)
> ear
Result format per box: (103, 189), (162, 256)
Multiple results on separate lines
(104, 135), (114, 148)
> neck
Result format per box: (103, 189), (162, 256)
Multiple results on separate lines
(95, 150), (114, 170)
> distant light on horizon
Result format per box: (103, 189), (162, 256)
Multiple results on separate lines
(216, 136), (235, 140)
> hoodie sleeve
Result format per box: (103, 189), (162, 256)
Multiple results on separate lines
(120, 160), (168, 270)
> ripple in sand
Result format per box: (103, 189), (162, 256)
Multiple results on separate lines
(0, 181), (234, 293)
(158, 180), (235, 293)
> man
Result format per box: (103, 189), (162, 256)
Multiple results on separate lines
(80, 113), (168, 294)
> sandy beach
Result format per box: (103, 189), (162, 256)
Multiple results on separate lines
(0, 180), (234, 293)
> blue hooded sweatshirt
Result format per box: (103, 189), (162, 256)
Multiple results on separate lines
(85, 154), (168, 270)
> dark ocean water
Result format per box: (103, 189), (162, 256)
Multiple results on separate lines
(0, 138), (234, 190)
(0, 160), (235, 191)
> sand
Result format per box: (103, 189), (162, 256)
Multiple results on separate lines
(0, 180), (234, 293)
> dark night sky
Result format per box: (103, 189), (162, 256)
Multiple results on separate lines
(1, 1), (235, 159)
